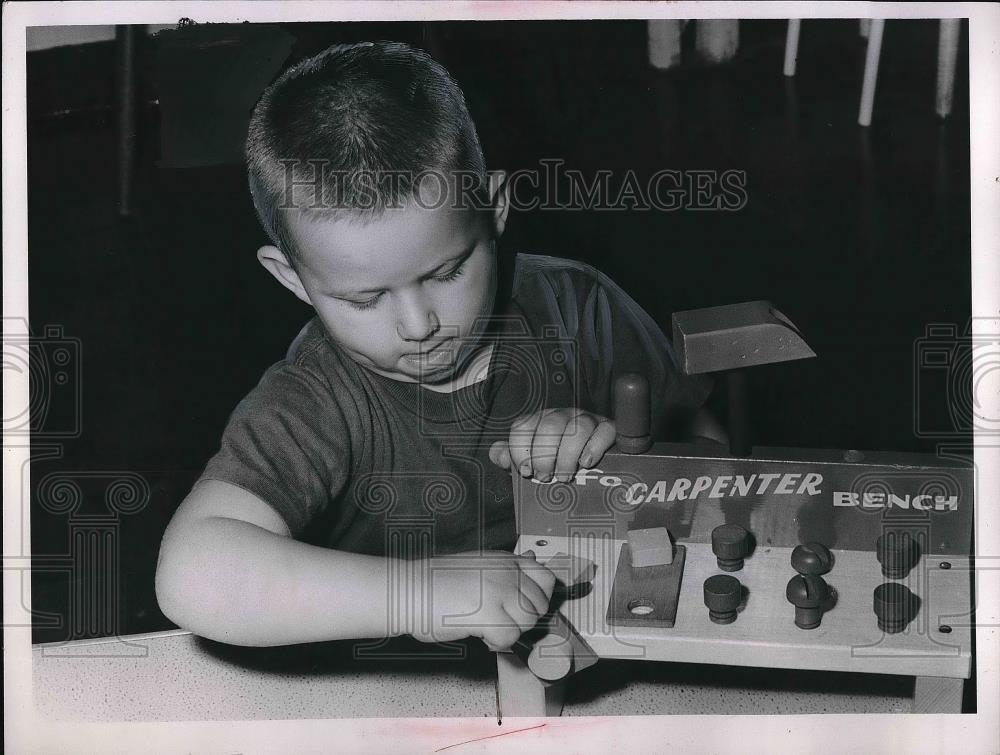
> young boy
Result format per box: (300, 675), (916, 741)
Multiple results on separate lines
(155, 40), (722, 652)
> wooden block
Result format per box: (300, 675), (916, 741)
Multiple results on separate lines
(550, 612), (598, 674)
(496, 652), (566, 717)
(545, 552), (597, 587)
(608, 544), (687, 628)
(628, 527), (674, 567)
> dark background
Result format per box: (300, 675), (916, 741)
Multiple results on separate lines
(27, 19), (970, 644)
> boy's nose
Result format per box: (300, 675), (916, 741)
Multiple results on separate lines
(395, 293), (441, 341)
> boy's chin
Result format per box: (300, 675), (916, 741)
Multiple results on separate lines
(398, 344), (487, 386)
(373, 358), (457, 385)
(408, 360), (465, 385)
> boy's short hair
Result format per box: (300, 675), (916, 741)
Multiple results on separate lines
(246, 40), (488, 259)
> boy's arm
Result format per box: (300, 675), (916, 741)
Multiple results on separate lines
(155, 480), (556, 647)
(155, 480), (399, 645)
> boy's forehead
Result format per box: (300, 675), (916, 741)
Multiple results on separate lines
(287, 201), (484, 281)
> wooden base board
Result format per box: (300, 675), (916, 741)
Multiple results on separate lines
(518, 536), (972, 679)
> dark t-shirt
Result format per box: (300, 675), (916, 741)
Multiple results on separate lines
(198, 253), (710, 557)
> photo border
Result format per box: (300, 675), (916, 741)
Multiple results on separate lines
(4, 2), (998, 753)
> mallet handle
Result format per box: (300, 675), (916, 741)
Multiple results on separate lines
(726, 369), (751, 457)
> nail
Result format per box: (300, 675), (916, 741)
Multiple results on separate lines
(519, 461), (532, 477)
(579, 453), (593, 468)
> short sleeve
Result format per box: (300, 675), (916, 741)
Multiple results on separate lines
(523, 256), (713, 439)
(197, 362), (352, 536)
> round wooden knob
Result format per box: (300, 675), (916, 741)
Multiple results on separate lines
(703, 574), (742, 624)
(711, 524), (752, 571)
(527, 632), (573, 681)
(876, 533), (921, 579)
(791, 542), (834, 575)
(873, 582), (920, 634)
(786, 574), (830, 629)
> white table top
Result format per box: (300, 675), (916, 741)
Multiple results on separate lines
(33, 626), (917, 721)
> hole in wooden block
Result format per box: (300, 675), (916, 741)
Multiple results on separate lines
(938, 625), (953, 634)
(535, 539), (549, 546)
(628, 598), (655, 615)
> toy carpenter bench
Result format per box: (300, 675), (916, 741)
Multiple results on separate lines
(498, 302), (975, 716)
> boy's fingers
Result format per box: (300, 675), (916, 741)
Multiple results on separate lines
(507, 411), (614, 481)
(482, 618), (523, 653)
(529, 410), (573, 481)
(553, 412), (599, 481)
(517, 557), (557, 598)
(516, 570), (551, 618)
(502, 594), (545, 634)
(508, 413), (542, 478)
(577, 418), (616, 468)
(489, 440), (512, 469)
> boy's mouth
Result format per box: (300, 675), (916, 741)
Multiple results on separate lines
(400, 341), (455, 369)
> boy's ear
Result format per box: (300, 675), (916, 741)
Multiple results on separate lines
(257, 245), (313, 305)
(487, 170), (511, 239)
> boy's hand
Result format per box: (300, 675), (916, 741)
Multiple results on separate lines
(407, 552), (556, 651)
(489, 409), (616, 483)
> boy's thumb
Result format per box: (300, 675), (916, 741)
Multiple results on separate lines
(489, 440), (512, 469)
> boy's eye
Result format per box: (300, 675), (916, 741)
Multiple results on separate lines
(346, 293), (384, 310)
(433, 261), (466, 283)
(339, 259), (466, 310)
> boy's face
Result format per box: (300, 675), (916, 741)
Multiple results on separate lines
(258, 175), (508, 389)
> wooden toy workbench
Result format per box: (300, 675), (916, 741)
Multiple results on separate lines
(498, 443), (975, 717)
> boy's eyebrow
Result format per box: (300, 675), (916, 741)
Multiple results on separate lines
(332, 244), (475, 297)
